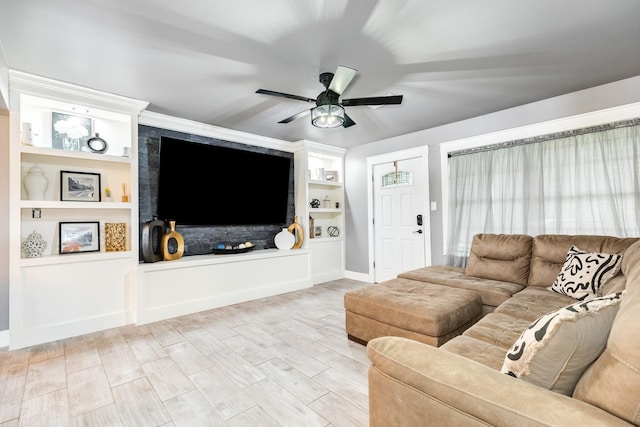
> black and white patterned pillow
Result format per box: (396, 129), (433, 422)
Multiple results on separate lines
(549, 246), (623, 300)
(501, 292), (623, 395)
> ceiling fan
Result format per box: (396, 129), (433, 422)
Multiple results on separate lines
(256, 65), (403, 128)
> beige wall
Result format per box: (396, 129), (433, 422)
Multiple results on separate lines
(0, 113), (8, 332)
(0, 40), (9, 333)
(0, 40), (7, 110)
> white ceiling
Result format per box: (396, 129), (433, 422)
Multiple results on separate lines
(2, 0), (640, 149)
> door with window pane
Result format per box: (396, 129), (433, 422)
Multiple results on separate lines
(373, 157), (428, 283)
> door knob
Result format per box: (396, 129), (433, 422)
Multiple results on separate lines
(413, 229), (423, 234)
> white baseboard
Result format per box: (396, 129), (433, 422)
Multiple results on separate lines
(344, 270), (373, 283)
(0, 329), (9, 349)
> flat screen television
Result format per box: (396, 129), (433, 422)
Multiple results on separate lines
(157, 136), (292, 226)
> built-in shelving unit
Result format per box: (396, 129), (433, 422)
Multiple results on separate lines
(6, 74), (338, 350)
(294, 141), (346, 284)
(8, 71), (148, 349)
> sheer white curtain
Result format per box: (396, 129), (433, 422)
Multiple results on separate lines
(447, 123), (640, 267)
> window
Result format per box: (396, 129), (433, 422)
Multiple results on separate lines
(381, 170), (412, 187)
(446, 120), (640, 266)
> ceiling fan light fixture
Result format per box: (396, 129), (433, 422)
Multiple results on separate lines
(257, 66), (402, 128)
(311, 104), (344, 128)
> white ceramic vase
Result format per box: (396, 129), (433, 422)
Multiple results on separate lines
(22, 230), (47, 257)
(23, 165), (49, 200)
(274, 228), (295, 250)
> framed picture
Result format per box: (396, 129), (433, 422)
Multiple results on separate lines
(51, 112), (93, 151)
(59, 221), (100, 254)
(60, 171), (101, 202)
(314, 225), (322, 237)
(324, 170), (339, 181)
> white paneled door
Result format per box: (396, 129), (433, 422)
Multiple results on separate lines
(373, 156), (429, 283)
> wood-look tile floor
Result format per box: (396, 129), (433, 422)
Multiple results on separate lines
(0, 279), (371, 427)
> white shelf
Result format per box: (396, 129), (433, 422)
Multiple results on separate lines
(137, 248), (310, 272)
(309, 179), (343, 187)
(20, 201), (132, 209)
(20, 250), (133, 267)
(20, 144), (132, 164)
(309, 207), (343, 213)
(308, 236), (344, 243)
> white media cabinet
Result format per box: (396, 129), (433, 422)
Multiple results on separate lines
(136, 248), (312, 324)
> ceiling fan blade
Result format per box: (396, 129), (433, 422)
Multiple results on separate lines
(278, 109), (311, 124)
(256, 89), (315, 103)
(342, 94), (403, 107)
(342, 113), (356, 128)
(328, 65), (358, 95)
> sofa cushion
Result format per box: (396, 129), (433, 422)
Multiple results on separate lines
(398, 265), (524, 308)
(465, 234), (532, 286)
(461, 312), (533, 350)
(501, 292), (623, 396)
(549, 246), (623, 300)
(528, 235), (637, 287)
(495, 286), (576, 323)
(440, 335), (508, 371)
(573, 239), (640, 425)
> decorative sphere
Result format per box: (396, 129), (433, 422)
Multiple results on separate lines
(217, 243), (225, 249)
(225, 244), (232, 250)
(238, 243), (246, 249)
(245, 241), (253, 247)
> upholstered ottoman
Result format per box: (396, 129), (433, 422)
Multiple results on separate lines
(344, 278), (483, 347)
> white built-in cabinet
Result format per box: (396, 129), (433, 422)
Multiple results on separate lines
(6, 73), (344, 350)
(294, 141), (346, 284)
(8, 71), (148, 349)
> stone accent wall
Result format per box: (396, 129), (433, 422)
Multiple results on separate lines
(138, 125), (295, 259)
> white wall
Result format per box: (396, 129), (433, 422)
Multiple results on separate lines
(344, 74), (640, 275)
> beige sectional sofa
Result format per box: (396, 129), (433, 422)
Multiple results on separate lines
(346, 234), (640, 426)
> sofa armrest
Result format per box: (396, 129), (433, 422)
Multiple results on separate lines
(367, 336), (633, 427)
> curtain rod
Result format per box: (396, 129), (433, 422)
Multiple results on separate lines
(448, 117), (640, 158)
